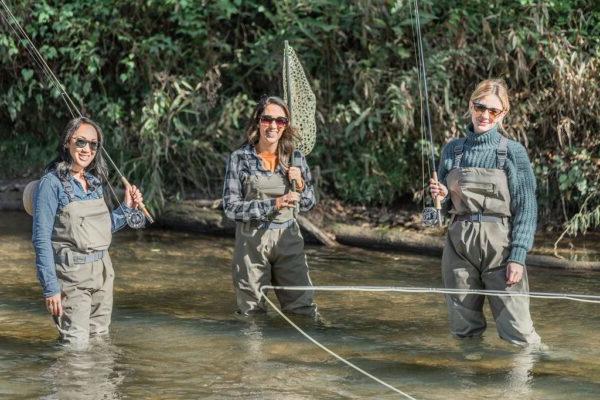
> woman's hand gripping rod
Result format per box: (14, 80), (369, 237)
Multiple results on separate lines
(121, 176), (155, 224)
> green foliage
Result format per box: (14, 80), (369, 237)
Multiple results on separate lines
(0, 0), (598, 233)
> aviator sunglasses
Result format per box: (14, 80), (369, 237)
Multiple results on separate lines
(73, 137), (100, 151)
(259, 115), (289, 128)
(472, 101), (503, 119)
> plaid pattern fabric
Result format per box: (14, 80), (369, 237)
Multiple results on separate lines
(222, 143), (316, 222)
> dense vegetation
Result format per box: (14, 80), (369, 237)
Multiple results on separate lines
(0, 0), (598, 233)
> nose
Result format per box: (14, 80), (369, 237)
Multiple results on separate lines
(480, 109), (491, 119)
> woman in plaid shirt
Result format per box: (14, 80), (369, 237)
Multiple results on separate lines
(222, 96), (317, 317)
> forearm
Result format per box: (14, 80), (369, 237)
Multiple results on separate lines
(111, 204), (132, 232)
(508, 147), (538, 266)
(223, 196), (277, 222)
(299, 183), (316, 212)
(33, 245), (61, 297)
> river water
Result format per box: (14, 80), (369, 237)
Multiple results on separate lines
(0, 211), (598, 399)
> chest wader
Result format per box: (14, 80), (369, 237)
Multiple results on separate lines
(51, 177), (115, 346)
(442, 137), (540, 345)
(232, 172), (316, 316)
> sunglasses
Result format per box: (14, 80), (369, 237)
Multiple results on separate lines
(73, 137), (100, 151)
(472, 102), (503, 119)
(259, 115), (289, 128)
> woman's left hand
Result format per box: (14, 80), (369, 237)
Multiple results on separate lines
(288, 167), (303, 190)
(506, 262), (524, 285)
(124, 185), (143, 209)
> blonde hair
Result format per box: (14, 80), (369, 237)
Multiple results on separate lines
(469, 79), (510, 131)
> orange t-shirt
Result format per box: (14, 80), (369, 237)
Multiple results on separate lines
(257, 151), (305, 190)
(258, 151), (278, 173)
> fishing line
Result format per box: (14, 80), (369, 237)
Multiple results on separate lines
(413, 0), (435, 175)
(407, 0), (428, 211)
(259, 287), (418, 400)
(0, 0), (151, 226)
(260, 283), (600, 396)
(264, 285), (600, 304)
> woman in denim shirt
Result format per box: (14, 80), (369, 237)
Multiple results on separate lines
(32, 116), (143, 347)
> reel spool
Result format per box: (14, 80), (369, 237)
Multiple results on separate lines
(421, 206), (441, 227)
(125, 208), (146, 229)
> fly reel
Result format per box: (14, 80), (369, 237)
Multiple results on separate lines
(125, 208), (146, 229)
(421, 207), (441, 227)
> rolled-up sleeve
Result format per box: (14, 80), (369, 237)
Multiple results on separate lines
(298, 153), (316, 212)
(222, 152), (277, 222)
(32, 176), (61, 298)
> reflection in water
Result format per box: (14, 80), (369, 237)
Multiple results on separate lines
(1, 211), (599, 399)
(41, 339), (124, 400)
(503, 347), (537, 398)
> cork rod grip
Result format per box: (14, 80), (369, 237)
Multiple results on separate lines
(432, 171), (442, 227)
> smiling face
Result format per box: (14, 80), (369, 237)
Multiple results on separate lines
(258, 103), (288, 149)
(470, 93), (506, 134)
(67, 123), (99, 172)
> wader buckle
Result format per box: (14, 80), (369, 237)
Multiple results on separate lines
(57, 249), (106, 265)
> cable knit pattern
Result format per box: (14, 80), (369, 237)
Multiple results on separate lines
(437, 124), (537, 266)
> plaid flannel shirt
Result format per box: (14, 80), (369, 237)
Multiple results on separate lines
(222, 143), (316, 222)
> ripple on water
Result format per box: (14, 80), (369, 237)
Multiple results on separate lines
(0, 211), (599, 399)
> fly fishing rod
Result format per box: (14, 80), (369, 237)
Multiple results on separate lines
(412, 0), (442, 227)
(0, 0), (154, 226)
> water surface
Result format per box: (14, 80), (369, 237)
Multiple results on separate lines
(1, 211), (599, 399)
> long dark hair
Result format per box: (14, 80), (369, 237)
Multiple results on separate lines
(45, 117), (109, 182)
(244, 95), (299, 169)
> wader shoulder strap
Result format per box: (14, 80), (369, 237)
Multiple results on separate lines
(452, 138), (466, 169)
(497, 136), (508, 169)
(56, 173), (76, 203)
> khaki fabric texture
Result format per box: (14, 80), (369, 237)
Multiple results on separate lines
(51, 198), (115, 345)
(244, 173), (294, 224)
(443, 164), (540, 345)
(52, 197), (112, 253)
(233, 173), (316, 316)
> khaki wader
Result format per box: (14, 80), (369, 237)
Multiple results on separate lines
(51, 177), (114, 346)
(442, 137), (540, 345)
(232, 172), (316, 316)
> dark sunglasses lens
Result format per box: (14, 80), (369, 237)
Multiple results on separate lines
(473, 103), (501, 118)
(260, 116), (274, 124)
(473, 103), (487, 113)
(275, 118), (288, 127)
(74, 138), (98, 151)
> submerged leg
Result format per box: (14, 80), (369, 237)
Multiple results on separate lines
(442, 234), (487, 338)
(271, 224), (317, 316)
(232, 226), (272, 315)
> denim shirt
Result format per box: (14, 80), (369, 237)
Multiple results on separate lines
(32, 171), (130, 297)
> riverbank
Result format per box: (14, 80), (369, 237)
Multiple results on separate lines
(3, 179), (599, 270)
(157, 198), (600, 270)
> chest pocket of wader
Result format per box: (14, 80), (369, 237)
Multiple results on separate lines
(458, 169), (500, 212)
(53, 197), (112, 253)
(240, 173), (291, 236)
(447, 136), (512, 217)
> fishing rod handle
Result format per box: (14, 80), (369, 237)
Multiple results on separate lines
(120, 177), (155, 224)
(432, 172), (442, 209)
(431, 171), (443, 227)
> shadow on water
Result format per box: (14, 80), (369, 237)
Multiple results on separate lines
(1, 211), (600, 399)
